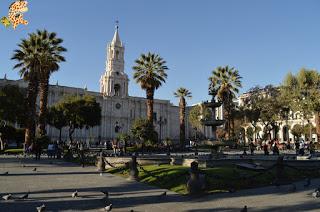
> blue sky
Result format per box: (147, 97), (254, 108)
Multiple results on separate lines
(1, 0), (320, 105)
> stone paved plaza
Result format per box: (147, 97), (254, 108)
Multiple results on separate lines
(1, 155), (320, 212)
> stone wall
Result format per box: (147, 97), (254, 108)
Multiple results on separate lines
(102, 155), (320, 169)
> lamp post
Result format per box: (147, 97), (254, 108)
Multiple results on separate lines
(115, 121), (122, 134)
(307, 120), (312, 142)
(157, 116), (167, 144)
(283, 107), (290, 143)
(194, 127), (198, 156)
(113, 122), (122, 155)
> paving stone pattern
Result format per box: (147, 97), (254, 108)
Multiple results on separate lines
(1, 155), (320, 211)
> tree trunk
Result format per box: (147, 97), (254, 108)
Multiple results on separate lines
(69, 126), (75, 143)
(179, 98), (186, 150)
(0, 136), (4, 151)
(59, 128), (62, 143)
(141, 141), (144, 156)
(224, 107), (231, 139)
(231, 116), (235, 137)
(38, 75), (49, 136)
(316, 112), (320, 142)
(25, 75), (39, 146)
(146, 88), (154, 124)
(252, 124), (256, 142)
(227, 102), (231, 139)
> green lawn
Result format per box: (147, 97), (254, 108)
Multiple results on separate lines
(3, 148), (24, 154)
(106, 164), (320, 195)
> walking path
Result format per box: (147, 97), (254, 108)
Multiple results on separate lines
(0, 155), (319, 211)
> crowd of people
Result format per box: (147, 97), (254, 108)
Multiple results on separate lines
(24, 140), (63, 160)
(246, 138), (316, 156)
(93, 139), (128, 156)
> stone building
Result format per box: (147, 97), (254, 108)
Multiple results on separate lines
(0, 26), (195, 144)
(238, 91), (318, 143)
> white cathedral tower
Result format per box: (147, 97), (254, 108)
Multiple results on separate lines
(100, 24), (129, 97)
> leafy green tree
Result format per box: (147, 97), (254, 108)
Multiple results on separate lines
(216, 128), (227, 140)
(303, 123), (316, 141)
(0, 125), (16, 150)
(259, 99), (281, 139)
(240, 86), (262, 137)
(131, 118), (158, 154)
(36, 30), (67, 136)
(133, 52), (168, 123)
(116, 133), (130, 153)
(246, 127), (254, 142)
(0, 85), (26, 125)
(209, 66), (242, 138)
(188, 104), (211, 130)
(47, 105), (67, 142)
(291, 124), (304, 139)
(281, 68), (320, 139)
(0, 85), (27, 150)
(81, 95), (102, 128)
(174, 87), (192, 149)
(244, 85), (281, 140)
(56, 95), (101, 142)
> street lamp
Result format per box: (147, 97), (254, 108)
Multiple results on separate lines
(307, 120), (312, 142)
(282, 106), (290, 143)
(156, 116), (167, 143)
(194, 127), (198, 155)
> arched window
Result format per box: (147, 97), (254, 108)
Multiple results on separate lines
(283, 126), (289, 142)
(114, 84), (121, 96)
(116, 50), (119, 59)
(115, 122), (121, 133)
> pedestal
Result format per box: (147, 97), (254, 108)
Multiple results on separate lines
(129, 155), (139, 180)
(97, 152), (106, 172)
(187, 161), (206, 195)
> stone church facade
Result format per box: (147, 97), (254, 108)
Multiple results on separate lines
(0, 26), (194, 144)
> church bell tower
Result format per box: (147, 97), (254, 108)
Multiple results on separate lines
(100, 23), (129, 97)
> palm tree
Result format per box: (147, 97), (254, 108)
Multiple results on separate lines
(12, 30), (66, 144)
(209, 66), (242, 138)
(36, 30), (66, 136)
(133, 52), (168, 123)
(174, 87), (192, 149)
(12, 34), (41, 145)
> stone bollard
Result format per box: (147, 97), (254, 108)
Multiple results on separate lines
(97, 152), (106, 172)
(129, 155), (139, 180)
(170, 157), (176, 165)
(274, 155), (284, 185)
(187, 161), (206, 195)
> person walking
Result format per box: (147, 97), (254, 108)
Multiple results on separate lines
(47, 143), (53, 158)
(295, 140), (299, 155)
(299, 138), (305, 156)
(249, 142), (255, 155)
(79, 142), (85, 168)
(34, 141), (41, 160)
(263, 142), (269, 155)
(53, 141), (58, 159)
(310, 142), (315, 156)
(112, 139), (118, 156)
(273, 143), (280, 155)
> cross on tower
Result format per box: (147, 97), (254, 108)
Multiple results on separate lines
(115, 20), (119, 29)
